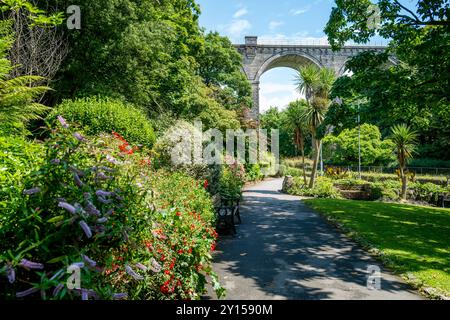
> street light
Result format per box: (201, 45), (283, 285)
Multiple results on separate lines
(357, 103), (361, 180)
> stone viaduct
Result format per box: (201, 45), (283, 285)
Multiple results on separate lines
(234, 36), (388, 120)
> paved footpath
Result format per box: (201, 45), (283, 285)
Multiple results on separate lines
(207, 178), (422, 300)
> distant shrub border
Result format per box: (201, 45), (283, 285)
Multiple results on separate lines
(47, 97), (156, 148)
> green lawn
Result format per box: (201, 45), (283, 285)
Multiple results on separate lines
(304, 199), (450, 298)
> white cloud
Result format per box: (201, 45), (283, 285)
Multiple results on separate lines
(269, 21), (284, 31)
(290, 6), (311, 16)
(226, 19), (252, 39)
(233, 7), (248, 18)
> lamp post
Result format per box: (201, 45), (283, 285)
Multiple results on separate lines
(357, 103), (361, 180)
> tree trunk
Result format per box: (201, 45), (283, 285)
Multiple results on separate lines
(309, 138), (321, 189)
(300, 136), (307, 186)
(295, 127), (307, 185)
(401, 167), (408, 200)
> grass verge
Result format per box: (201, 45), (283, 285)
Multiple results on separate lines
(304, 198), (450, 299)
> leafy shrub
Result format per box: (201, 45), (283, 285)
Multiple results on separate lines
(245, 164), (264, 182)
(47, 97), (156, 148)
(410, 182), (448, 204)
(289, 177), (341, 199)
(218, 156), (245, 199)
(0, 134), (44, 218)
(152, 120), (222, 196)
(323, 124), (395, 166)
(371, 180), (401, 201)
(0, 118), (222, 300)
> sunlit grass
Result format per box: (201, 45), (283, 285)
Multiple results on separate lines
(304, 199), (450, 297)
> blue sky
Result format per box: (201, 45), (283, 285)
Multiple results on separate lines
(196, 0), (336, 113)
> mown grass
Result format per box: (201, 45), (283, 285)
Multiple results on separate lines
(304, 198), (450, 297)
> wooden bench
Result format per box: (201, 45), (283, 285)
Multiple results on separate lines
(214, 196), (241, 235)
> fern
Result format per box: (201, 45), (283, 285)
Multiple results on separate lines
(0, 20), (50, 127)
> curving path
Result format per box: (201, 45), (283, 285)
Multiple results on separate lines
(207, 178), (422, 300)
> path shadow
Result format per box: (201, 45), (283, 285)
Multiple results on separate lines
(207, 187), (420, 300)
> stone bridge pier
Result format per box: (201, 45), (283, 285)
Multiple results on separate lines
(234, 36), (387, 120)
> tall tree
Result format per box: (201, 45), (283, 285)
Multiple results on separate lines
(390, 124), (418, 200)
(297, 66), (336, 188)
(286, 100), (309, 184)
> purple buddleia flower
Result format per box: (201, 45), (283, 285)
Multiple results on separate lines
(19, 259), (44, 270)
(105, 209), (114, 216)
(82, 255), (97, 267)
(53, 283), (64, 297)
(73, 132), (85, 142)
(94, 225), (106, 234)
(100, 166), (115, 173)
(85, 202), (101, 217)
(7, 266), (15, 284)
(81, 289), (89, 300)
(74, 173), (84, 187)
(58, 202), (76, 214)
(96, 172), (112, 180)
(95, 190), (113, 198)
(113, 293), (128, 300)
(23, 188), (41, 196)
(50, 159), (61, 165)
(115, 194), (124, 202)
(70, 262), (85, 269)
(135, 263), (147, 272)
(97, 196), (113, 204)
(57, 115), (69, 129)
(16, 287), (40, 298)
(125, 265), (144, 281)
(69, 166), (85, 177)
(150, 258), (162, 273)
(106, 155), (119, 165)
(79, 221), (92, 239)
(96, 217), (108, 224)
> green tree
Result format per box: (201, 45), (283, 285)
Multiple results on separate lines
(323, 124), (395, 166)
(390, 124), (418, 200)
(196, 32), (251, 113)
(297, 66), (336, 188)
(285, 100), (309, 184)
(325, 0), (450, 159)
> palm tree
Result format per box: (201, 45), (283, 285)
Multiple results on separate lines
(296, 66), (336, 188)
(285, 100), (308, 185)
(295, 64), (319, 103)
(390, 124), (418, 200)
(301, 97), (330, 188)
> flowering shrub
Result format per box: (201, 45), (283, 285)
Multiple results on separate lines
(219, 156), (245, 199)
(288, 177), (341, 199)
(0, 117), (223, 300)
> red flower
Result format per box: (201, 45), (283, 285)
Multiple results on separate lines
(211, 242), (216, 252)
(188, 248), (193, 254)
(178, 249), (183, 254)
(204, 180), (209, 189)
(176, 212), (182, 217)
